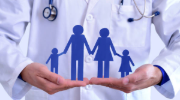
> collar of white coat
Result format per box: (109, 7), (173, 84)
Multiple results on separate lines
(85, 0), (100, 13)
(85, 0), (89, 3)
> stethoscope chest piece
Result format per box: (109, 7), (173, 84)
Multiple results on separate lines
(43, 0), (58, 21)
(43, 6), (58, 21)
(43, 7), (51, 18)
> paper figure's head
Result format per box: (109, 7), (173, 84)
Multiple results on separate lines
(52, 48), (58, 54)
(123, 50), (129, 56)
(100, 28), (109, 37)
(73, 25), (84, 35)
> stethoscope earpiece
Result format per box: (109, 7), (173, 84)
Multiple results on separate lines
(154, 11), (160, 16)
(43, 0), (58, 21)
(128, 18), (134, 22)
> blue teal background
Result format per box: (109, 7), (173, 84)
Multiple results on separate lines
(0, 24), (179, 100)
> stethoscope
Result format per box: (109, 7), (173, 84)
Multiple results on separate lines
(124, 0), (160, 22)
(43, 0), (58, 21)
(43, 0), (160, 22)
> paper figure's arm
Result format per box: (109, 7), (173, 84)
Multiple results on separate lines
(91, 38), (99, 55)
(116, 53), (123, 58)
(129, 57), (135, 66)
(58, 52), (64, 56)
(46, 55), (51, 64)
(109, 38), (117, 55)
(63, 35), (73, 54)
(83, 35), (91, 55)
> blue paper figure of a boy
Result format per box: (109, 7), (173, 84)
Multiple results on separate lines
(46, 48), (64, 74)
(91, 28), (117, 78)
(62, 25), (91, 81)
(117, 50), (135, 78)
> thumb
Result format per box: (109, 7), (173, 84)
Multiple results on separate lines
(122, 71), (143, 85)
(41, 68), (65, 85)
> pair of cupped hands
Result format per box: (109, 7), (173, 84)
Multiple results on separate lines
(21, 63), (162, 95)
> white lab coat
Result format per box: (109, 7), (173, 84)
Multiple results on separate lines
(0, 0), (180, 100)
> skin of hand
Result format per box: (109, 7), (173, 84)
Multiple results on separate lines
(21, 63), (89, 95)
(90, 64), (162, 93)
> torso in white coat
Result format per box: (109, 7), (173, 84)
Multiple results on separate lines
(1, 0), (180, 99)
(23, 0), (152, 100)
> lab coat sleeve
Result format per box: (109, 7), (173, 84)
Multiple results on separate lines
(152, 0), (180, 99)
(0, 0), (33, 99)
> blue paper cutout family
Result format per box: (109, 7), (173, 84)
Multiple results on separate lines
(46, 25), (135, 81)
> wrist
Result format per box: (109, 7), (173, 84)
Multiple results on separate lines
(153, 66), (163, 85)
(20, 63), (33, 82)
(18, 72), (26, 82)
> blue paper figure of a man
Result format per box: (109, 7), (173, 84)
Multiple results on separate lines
(62, 25), (91, 81)
(46, 48), (64, 74)
(117, 50), (135, 78)
(91, 28), (117, 78)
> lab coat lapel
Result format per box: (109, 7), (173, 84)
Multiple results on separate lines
(84, 0), (89, 3)
(86, 0), (100, 13)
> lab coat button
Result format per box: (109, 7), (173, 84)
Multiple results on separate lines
(86, 14), (94, 21)
(85, 56), (93, 63)
(86, 85), (92, 90)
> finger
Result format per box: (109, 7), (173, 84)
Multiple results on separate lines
(52, 78), (89, 92)
(115, 72), (147, 93)
(83, 78), (90, 85)
(65, 79), (87, 88)
(90, 77), (114, 85)
(124, 72), (145, 84)
(90, 77), (109, 85)
(90, 77), (137, 92)
(90, 77), (120, 86)
(40, 68), (65, 85)
(36, 76), (61, 94)
(117, 78), (153, 93)
(90, 77), (127, 90)
(38, 77), (88, 94)
(129, 78), (155, 91)
(90, 77), (115, 85)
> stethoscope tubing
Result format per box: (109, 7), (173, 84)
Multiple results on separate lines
(133, 0), (146, 21)
(49, 0), (53, 5)
(133, 0), (155, 18)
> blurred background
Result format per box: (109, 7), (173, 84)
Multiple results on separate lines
(0, 24), (179, 100)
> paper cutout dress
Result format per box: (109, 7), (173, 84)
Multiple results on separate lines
(63, 25), (91, 81)
(117, 50), (135, 78)
(46, 48), (63, 74)
(91, 28), (117, 78)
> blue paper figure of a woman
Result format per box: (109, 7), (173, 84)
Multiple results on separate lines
(117, 50), (135, 78)
(62, 25), (91, 81)
(91, 28), (117, 78)
(46, 48), (64, 74)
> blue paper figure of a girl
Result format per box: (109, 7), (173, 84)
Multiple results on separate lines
(46, 48), (64, 74)
(91, 28), (117, 78)
(117, 50), (135, 78)
(62, 25), (91, 81)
